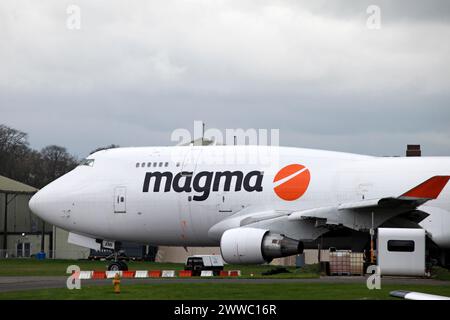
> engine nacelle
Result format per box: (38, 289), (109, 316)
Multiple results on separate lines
(220, 227), (304, 264)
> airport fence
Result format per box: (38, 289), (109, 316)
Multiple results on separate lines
(0, 249), (90, 260)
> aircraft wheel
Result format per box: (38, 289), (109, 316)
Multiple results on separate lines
(118, 260), (128, 271)
(108, 261), (123, 271)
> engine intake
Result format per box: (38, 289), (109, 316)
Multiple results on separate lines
(220, 227), (304, 264)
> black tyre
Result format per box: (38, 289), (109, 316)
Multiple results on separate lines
(108, 261), (128, 271)
(118, 260), (128, 271)
(107, 261), (123, 271)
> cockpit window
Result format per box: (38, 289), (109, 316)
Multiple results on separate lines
(79, 158), (95, 167)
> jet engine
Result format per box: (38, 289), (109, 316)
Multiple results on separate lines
(220, 227), (304, 264)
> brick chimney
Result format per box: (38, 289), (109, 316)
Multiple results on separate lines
(406, 144), (421, 157)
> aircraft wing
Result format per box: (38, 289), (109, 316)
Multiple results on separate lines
(338, 176), (450, 210)
(288, 176), (450, 230)
(390, 290), (450, 300)
(209, 176), (450, 239)
(208, 208), (294, 239)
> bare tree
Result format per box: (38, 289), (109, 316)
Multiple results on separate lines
(0, 124), (30, 179)
(0, 124), (78, 188)
(0, 124), (28, 152)
(40, 145), (78, 185)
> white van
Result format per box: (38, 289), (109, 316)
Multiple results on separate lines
(377, 228), (426, 276)
(184, 255), (224, 276)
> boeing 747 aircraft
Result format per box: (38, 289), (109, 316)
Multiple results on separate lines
(29, 146), (450, 270)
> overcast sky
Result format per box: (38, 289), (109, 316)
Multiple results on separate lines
(1, 0), (449, 158)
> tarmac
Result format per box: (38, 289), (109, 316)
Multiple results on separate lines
(0, 276), (449, 293)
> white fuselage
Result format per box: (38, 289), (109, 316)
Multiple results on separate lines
(29, 146), (450, 248)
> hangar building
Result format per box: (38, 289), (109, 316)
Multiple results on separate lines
(0, 175), (89, 259)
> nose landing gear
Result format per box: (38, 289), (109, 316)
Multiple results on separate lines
(108, 260), (128, 271)
(105, 243), (129, 271)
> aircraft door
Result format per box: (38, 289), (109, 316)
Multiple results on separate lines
(114, 186), (126, 213)
(217, 192), (232, 213)
(178, 148), (202, 243)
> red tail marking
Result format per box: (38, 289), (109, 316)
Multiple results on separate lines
(401, 176), (450, 199)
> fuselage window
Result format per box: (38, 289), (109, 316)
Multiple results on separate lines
(387, 240), (415, 252)
(153, 162), (157, 167)
(159, 162), (163, 167)
(141, 162), (146, 167)
(164, 162), (169, 167)
(136, 163), (140, 168)
(79, 158), (95, 167)
(176, 162), (180, 167)
(147, 162), (151, 167)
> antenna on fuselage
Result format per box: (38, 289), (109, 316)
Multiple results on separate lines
(202, 122), (205, 145)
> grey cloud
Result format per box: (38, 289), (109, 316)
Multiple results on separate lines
(291, 0), (450, 23)
(0, 0), (449, 158)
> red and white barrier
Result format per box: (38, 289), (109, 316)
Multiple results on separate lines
(178, 270), (192, 277)
(134, 270), (148, 278)
(121, 271), (135, 278)
(200, 270), (213, 277)
(92, 271), (106, 279)
(79, 271), (93, 280)
(76, 269), (241, 279)
(106, 271), (122, 279)
(149, 270), (162, 277)
(161, 270), (176, 277)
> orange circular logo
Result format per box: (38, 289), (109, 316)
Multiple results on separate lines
(273, 164), (311, 201)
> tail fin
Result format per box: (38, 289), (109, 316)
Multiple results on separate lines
(400, 176), (450, 200)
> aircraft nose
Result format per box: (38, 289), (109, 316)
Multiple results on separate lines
(29, 186), (61, 225)
(29, 190), (49, 221)
(29, 170), (84, 227)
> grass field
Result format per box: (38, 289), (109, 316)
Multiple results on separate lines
(2, 282), (450, 300)
(1, 259), (450, 300)
(3, 258), (449, 280)
(0, 259), (319, 279)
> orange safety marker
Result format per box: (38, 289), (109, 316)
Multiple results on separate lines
(219, 271), (230, 277)
(113, 273), (121, 294)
